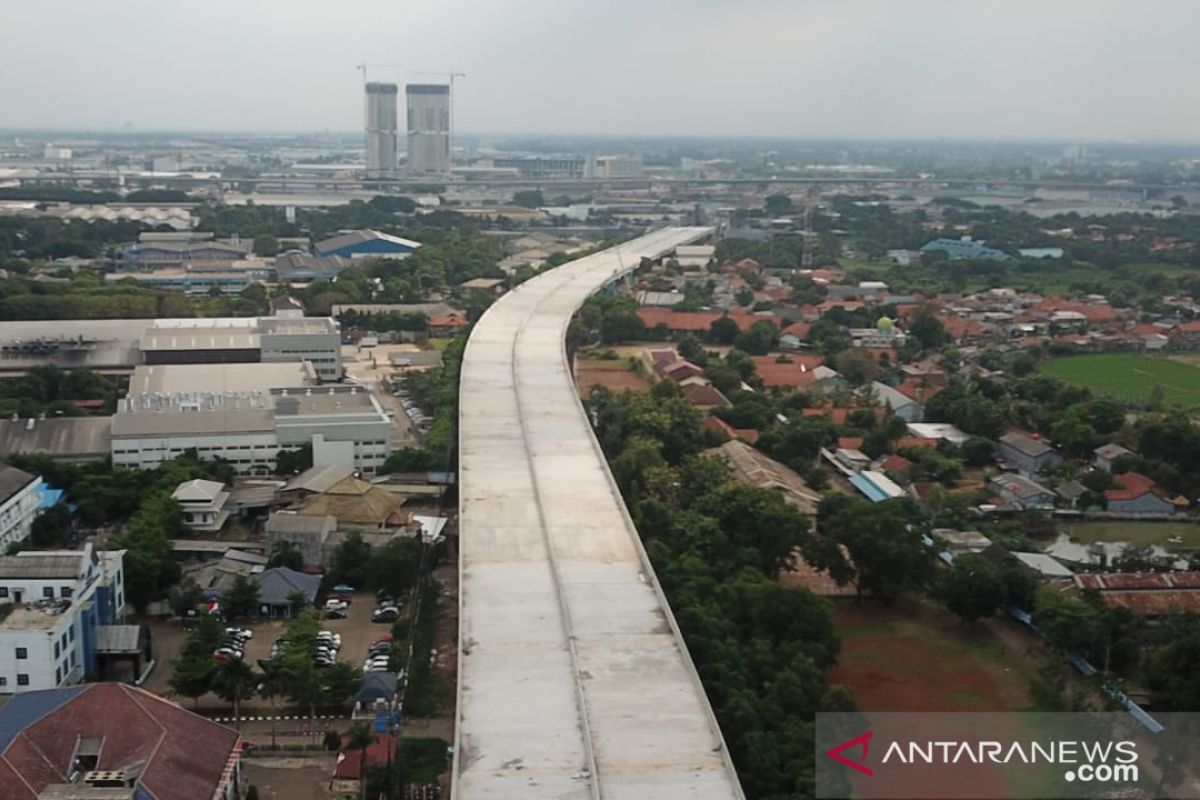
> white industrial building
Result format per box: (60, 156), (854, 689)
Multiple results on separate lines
(0, 314), (343, 381)
(0, 544), (126, 692)
(586, 154), (644, 178)
(0, 465), (42, 552)
(365, 82), (399, 178)
(406, 84), (451, 174)
(111, 363), (391, 474)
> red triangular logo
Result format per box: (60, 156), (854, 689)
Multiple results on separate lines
(827, 731), (874, 776)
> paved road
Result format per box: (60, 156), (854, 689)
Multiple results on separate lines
(455, 228), (744, 799)
(342, 345), (421, 449)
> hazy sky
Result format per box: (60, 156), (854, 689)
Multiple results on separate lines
(3, 0), (1199, 140)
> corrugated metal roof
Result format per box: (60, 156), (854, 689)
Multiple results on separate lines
(0, 552), (82, 580)
(96, 625), (142, 654)
(252, 567), (321, 606)
(0, 464), (36, 505)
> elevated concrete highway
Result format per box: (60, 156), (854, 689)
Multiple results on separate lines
(454, 228), (744, 799)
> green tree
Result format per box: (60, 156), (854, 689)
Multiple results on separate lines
(1032, 586), (1099, 654)
(366, 537), (424, 598)
(816, 496), (933, 602)
(30, 504), (70, 548)
(908, 306), (949, 350)
(1142, 627), (1200, 711)
(275, 444), (313, 475)
(329, 531), (372, 589)
(169, 650), (215, 710)
(708, 316), (740, 344)
(212, 656), (259, 729)
(223, 574), (261, 621)
(168, 616), (222, 709)
(961, 437), (996, 467)
(252, 233), (280, 256)
(322, 662), (364, 708)
(257, 658), (292, 748)
(512, 189), (544, 208)
(834, 348), (881, 385)
(936, 554), (1007, 622)
(764, 194), (793, 216)
(285, 651), (325, 724)
(732, 320), (778, 356)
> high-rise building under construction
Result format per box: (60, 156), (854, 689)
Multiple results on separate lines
(406, 84), (450, 174)
(364, 82), (398, 178)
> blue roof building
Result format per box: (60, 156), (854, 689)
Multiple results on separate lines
(920, 237), (1011, 261)
(314, 229), (421, 260)
(849, 470), (906, 503)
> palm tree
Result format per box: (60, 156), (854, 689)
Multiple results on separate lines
(345, 721), (377, 800)
(256, 659), (291, 748)
(211, 657), (258, 731)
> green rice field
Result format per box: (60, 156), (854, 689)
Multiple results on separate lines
(1039, 354), (1200, 407)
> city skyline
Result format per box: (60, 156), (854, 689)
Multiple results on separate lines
(3, 0), (1200, 141)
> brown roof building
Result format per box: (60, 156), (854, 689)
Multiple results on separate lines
(0, 683), (242, 800)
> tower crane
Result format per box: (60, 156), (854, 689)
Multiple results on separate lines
(355, 62), (406, 83)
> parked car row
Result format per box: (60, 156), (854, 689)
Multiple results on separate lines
(267, 629), (343, 667)
(371, 589), (402, 623)
(212, 628), (253, 661)
(362, 634), (394, 673)
(393, 390), (432, 429)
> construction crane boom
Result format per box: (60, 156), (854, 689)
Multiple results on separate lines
(356, 62), (406, 82)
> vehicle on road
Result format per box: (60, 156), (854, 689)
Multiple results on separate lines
(324, 598), (349, 612)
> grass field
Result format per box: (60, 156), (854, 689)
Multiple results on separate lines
(1039, 354), (1200, 407)
(1059, 520), (1200, 552)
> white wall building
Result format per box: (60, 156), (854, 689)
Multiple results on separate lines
(0, 545), (125, 692)
(173, 479), (232, 533)
(406, 84), (451, 174)
(0, 465), (42, 552)
(112, 379), (392, 475)
(365, 82), (399, 178)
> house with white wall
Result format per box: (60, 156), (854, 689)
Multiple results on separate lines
(0, 544), (125, 692)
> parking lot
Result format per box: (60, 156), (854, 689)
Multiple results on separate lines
(340, 346), (427, 449)
(143, 590), (397, 716)
(319, 591), (392, 670)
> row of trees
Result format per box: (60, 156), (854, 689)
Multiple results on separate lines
(169, 611), (363, 735)
(381, 330), (468, 474)
(590, 384), (850, 798)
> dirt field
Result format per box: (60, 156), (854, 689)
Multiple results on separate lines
(828, 596), (1036, 712)
(244, 756), (335, 800)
